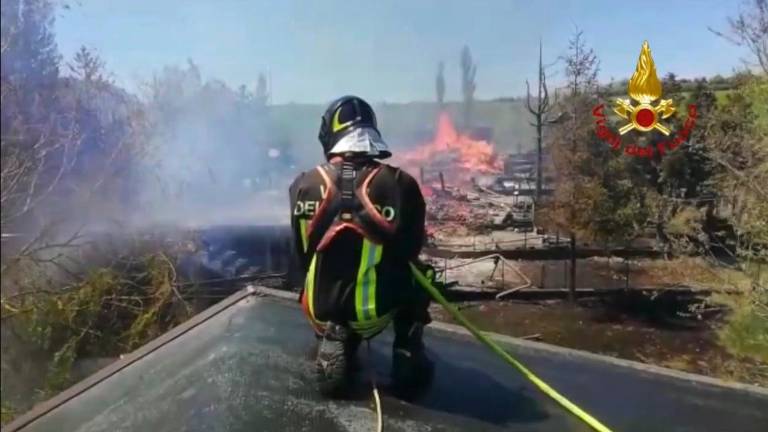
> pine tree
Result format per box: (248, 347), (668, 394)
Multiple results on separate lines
(68, 46), (109, 86)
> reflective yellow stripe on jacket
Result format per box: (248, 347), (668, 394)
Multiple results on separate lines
(305, 253), (318, 321)
(355, 239), (383, 322)
(299, 219), (309, 252)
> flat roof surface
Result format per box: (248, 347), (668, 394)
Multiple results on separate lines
(9, 292), (768, 432)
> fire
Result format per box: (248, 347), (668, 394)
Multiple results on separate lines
(395, 111), (502, 189)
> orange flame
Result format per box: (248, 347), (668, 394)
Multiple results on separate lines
(395, 111), (502, 188)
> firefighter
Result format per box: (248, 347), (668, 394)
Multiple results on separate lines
(289, 95), (434, 395)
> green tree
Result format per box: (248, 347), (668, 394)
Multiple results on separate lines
(707, 1), (767, 362)
(707, 75), (768, 361)
(621, 72), (722, 256)
(662, 72), (683, 95)
(546, 31), (649, 298)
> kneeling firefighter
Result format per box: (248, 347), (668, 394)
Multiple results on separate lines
(289, 95), (434, 395)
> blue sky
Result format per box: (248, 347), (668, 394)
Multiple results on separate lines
(54, 0), (749, 104)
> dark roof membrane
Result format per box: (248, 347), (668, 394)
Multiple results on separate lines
(9, 292), (768, 432)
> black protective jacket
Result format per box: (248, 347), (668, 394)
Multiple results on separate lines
(289, 158), (426, 330)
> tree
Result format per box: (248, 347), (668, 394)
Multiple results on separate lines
(561, 30), (599, 300)
(702, 0), (768, 370)
(546, 30), (648, 299)
(709, 0), (768, 74)
(1, 0), (67, 236)
(255, 72), (269, 107)
(705, 74), (767, 362)
(526, 40), (560, 199)
(562, 30), (599, 96)
(662, 72), (683, 95)
(460, 45), (476, 130)
(1, 0), (21, 62)
(14, 0), (60, 92)
(436, 61), (445, 110)
(707, 77), (767, 257)
(67, 46), (109, 86)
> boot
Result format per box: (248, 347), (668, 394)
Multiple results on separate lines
(392, 322), (434, 390)
(316, 322), (359, 396)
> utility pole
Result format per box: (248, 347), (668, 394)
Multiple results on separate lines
(569, 234), (577, 302)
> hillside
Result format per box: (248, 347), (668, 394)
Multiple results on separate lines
(268, 100), (535, 170)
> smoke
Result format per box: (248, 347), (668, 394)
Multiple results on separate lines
(3, 0), (536, 237)
(129, 61), (300, 228)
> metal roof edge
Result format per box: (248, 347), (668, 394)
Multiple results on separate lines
(4, 288), (258, 432)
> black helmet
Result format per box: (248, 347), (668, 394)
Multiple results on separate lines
(318, 95), (385, 157)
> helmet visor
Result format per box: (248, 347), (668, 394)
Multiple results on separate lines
(327, 127), (391, 159)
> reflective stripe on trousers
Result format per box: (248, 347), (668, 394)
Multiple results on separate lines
(303, 239), (388, 338)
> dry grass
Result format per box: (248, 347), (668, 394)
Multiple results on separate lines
(631, 257), (754, 292)
(659, 352), (768, 387)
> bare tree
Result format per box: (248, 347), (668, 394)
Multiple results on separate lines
(709, 0), (768, 74)
(526, 40), (560, 200)
(561, 30), (600, 96)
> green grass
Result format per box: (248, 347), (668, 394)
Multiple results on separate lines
(718, 289), (768, 363)
(715, 89), (736, 105)
(1, 401), (15, 426)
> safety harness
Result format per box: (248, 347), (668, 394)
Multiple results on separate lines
(301, 160), (399, 338)
(306, 161), (396, 253)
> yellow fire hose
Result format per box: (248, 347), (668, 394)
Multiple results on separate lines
(409, 262), (615, 432)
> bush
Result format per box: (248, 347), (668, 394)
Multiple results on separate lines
(0, 232), (198, 424)
(719, 287), (768, 363)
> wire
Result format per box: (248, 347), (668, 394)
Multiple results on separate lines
(409, 262), (614, 432)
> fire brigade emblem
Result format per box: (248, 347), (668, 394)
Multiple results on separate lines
(613, 41), (676, 135)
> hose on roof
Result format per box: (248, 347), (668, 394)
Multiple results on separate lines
(410, 262), (614, 432)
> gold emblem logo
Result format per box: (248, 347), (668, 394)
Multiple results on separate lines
(613, 41), (676, 135)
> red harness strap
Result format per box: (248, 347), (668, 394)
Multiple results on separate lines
(306, 163), (395, 252)
(307, 165), (336, 240)
(356, 165), (396, 235)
